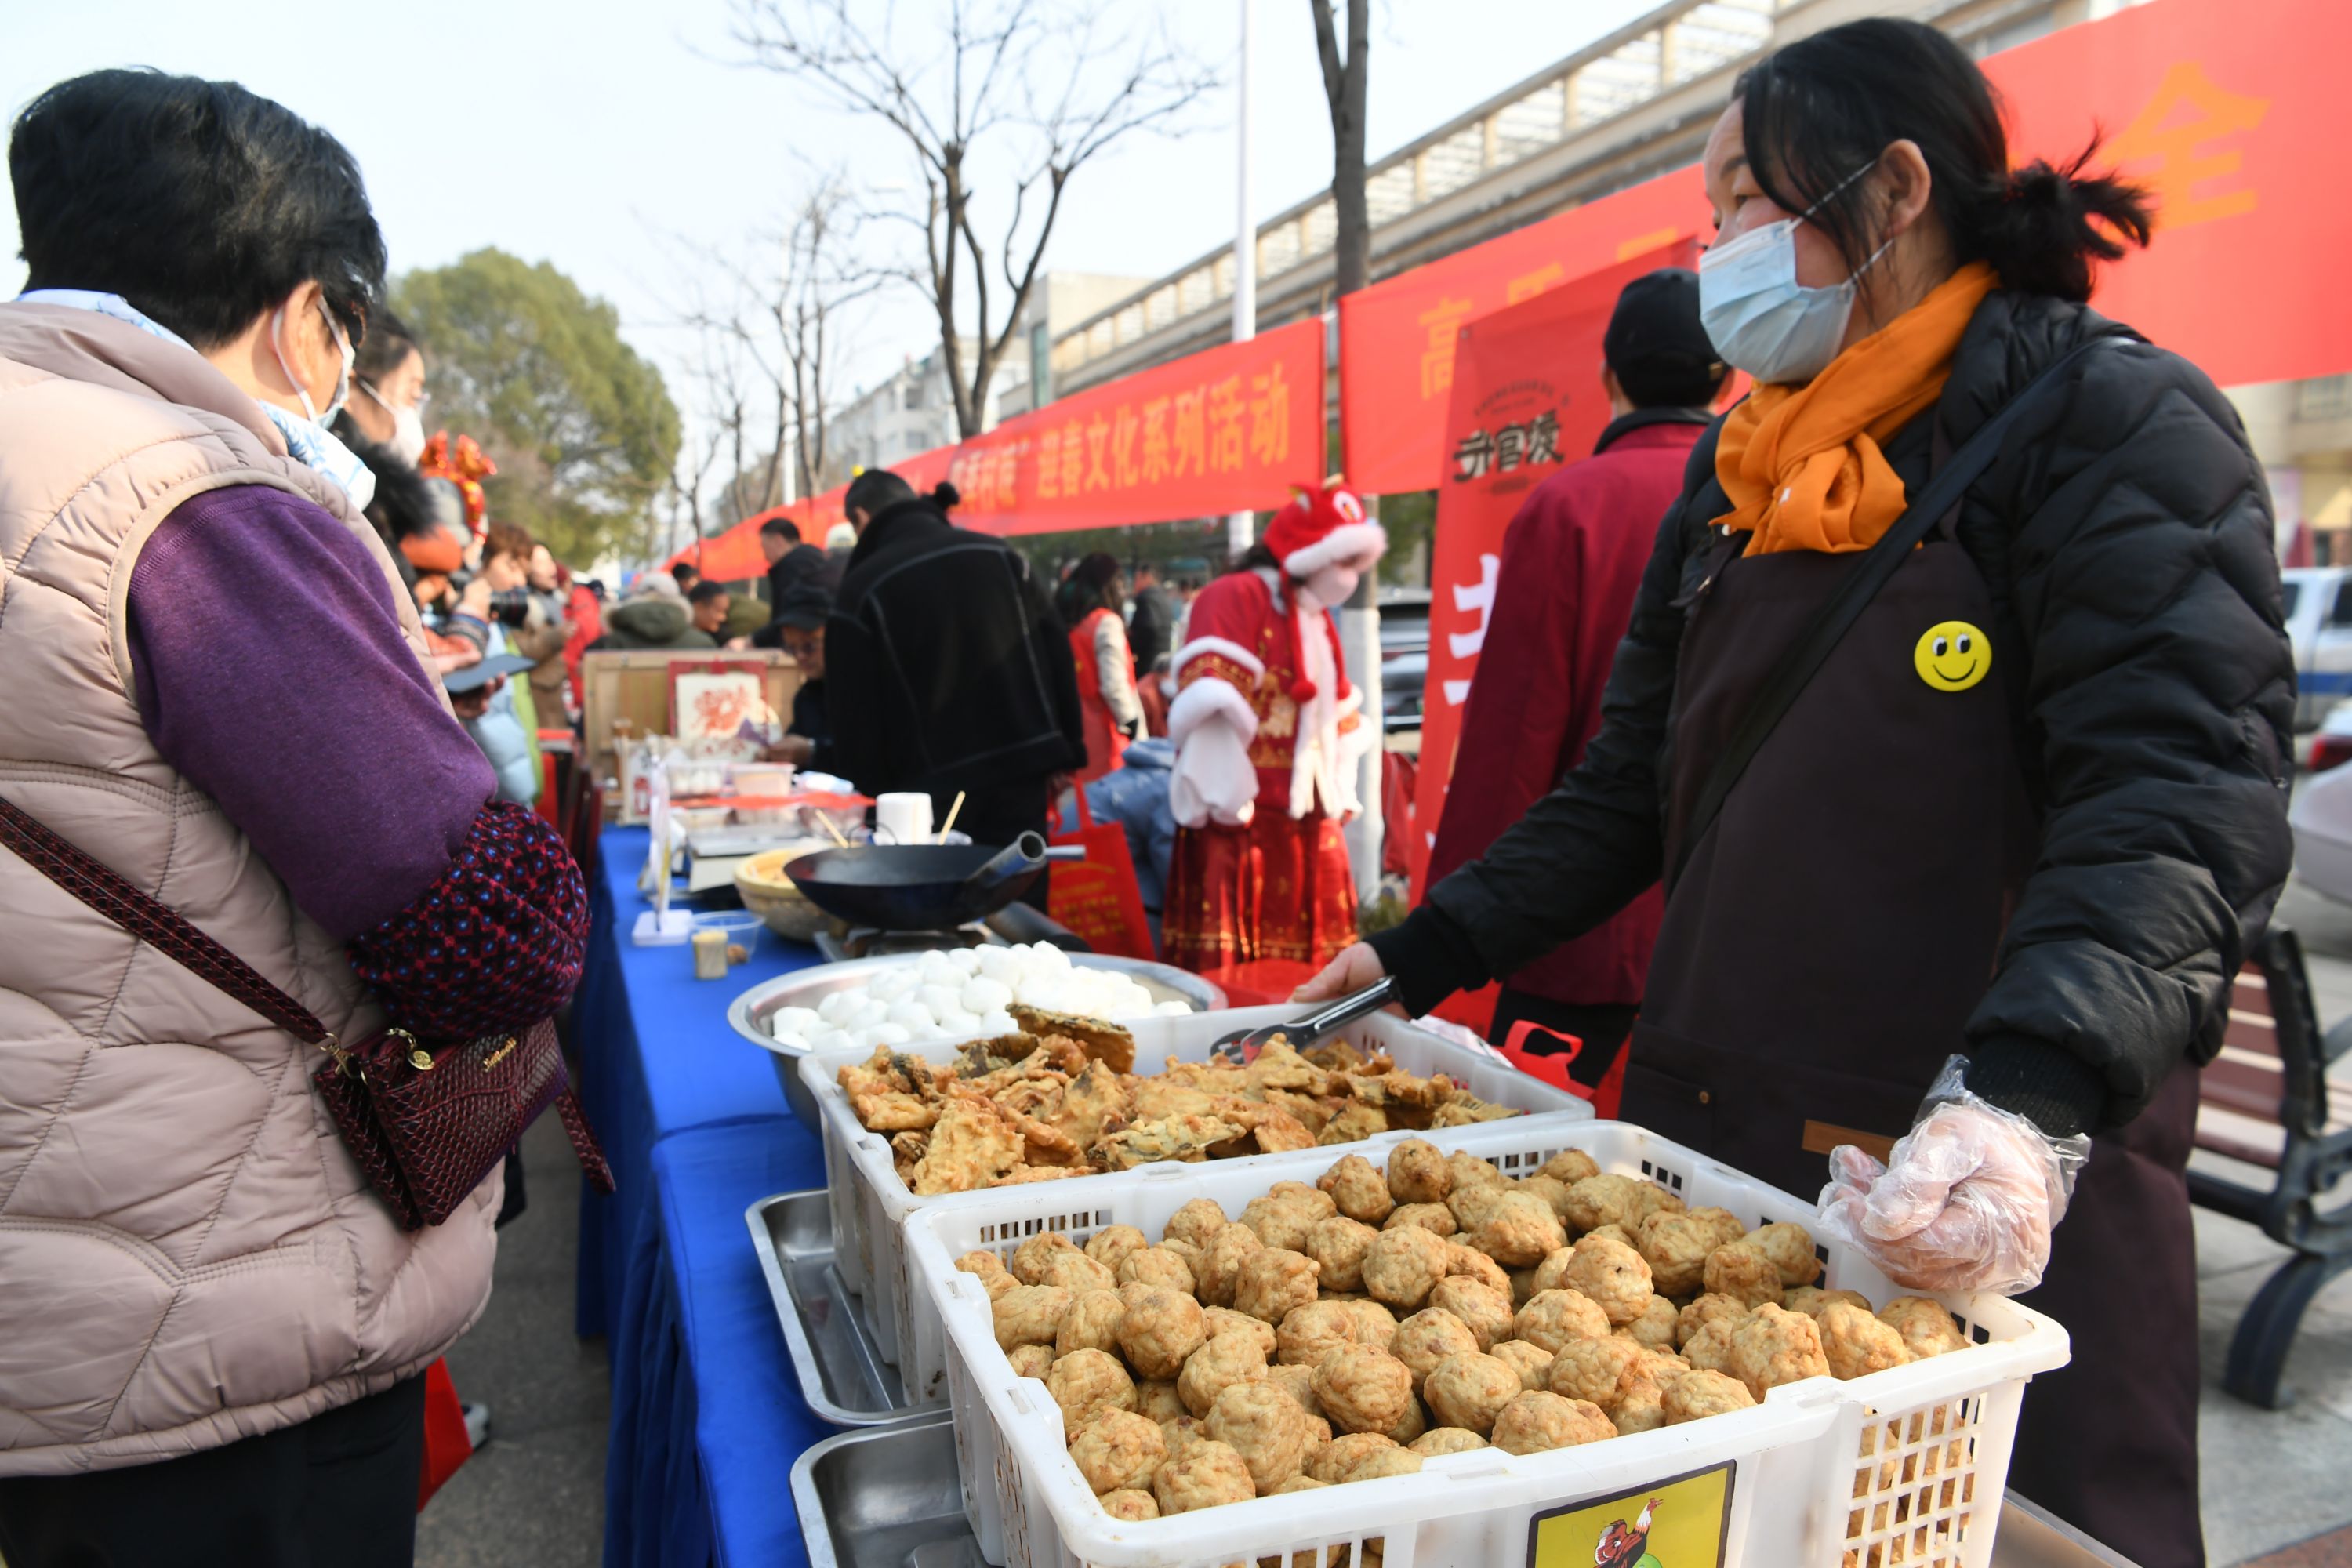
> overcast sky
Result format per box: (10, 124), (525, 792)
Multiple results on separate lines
(2, 0), (1659, 432)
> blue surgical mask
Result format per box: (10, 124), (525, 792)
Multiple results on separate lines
(270, 299), (354, 425)
(1698, 162), (1890, 385)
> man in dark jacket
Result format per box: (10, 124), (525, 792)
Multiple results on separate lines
(766, 580), (837, 774)
(826, 470), (1086, 881)
(750, 514), (840, 648)
(1126, 561), (1174, 675)
(585, 578), (716, 651)
(1425, 269), (1726, 1098)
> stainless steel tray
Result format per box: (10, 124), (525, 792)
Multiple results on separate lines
(729, 953), (1227, 1131)
(791, 1414), (979, 1568)
(748, 1188), (930, 1426)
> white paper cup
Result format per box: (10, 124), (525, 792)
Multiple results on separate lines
(875, 791), (935, 844)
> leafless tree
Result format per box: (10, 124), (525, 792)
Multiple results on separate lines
(1309, 0), (1370, 298)
(663, 425), (728, 565)
(731, 0), (1215, 439)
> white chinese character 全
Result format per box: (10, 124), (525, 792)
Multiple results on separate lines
(1442, 552), (1501, 705)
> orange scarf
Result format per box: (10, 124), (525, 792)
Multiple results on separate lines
(1713, 262), (1998, 555)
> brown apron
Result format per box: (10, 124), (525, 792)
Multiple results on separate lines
(1622, 524), (2205, 1568)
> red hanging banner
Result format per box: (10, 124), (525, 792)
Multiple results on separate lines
(1340, 0), (2351, 497)
(1407, 246), (1693, 893)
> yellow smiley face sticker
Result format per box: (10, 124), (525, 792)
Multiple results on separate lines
(1915, 620), (1990, 692)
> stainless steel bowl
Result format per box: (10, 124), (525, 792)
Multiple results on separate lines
(729, 954), (1227, 1131)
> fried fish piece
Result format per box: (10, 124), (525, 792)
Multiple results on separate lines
(910, 1094), (1022, 1195)
(1129, 1078), (1222, 1123)
(1430, 1096), (1518, 1127)
(1008, 1005), (1137, 1074)
(1049, 1058), (1133, 1149)
(1315, 1102), (1388, 1145)
(1245, 1040), (1334, 1097)
(1091, 1114), (1247, 1171)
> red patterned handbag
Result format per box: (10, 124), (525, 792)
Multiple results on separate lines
(0, 797), (613, 1229)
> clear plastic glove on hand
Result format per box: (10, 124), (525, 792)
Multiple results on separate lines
(1817, 1055), (2092, 1297)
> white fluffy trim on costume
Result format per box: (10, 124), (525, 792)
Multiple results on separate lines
(1281, 521), (1388, 579)
(1173, 636), (1265, 678)
(1167, 676), (1258, 748)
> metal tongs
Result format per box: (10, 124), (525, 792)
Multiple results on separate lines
(1207, 978), (1398, 1065)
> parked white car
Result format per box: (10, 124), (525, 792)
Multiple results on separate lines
(2281, 567), (2352, 728)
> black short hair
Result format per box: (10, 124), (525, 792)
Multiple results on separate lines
(759, 514), (802, 543)
(688, 580), (731, 606)
(1615, 358), (1727, 409)
(10, 70), (386, 350)
(670, 562), (701, 588)
(1737, 19), (2151, 304)
(354, 305), (419, 386)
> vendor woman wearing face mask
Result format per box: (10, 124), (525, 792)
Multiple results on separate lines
(1298, 20), (2289, 1564)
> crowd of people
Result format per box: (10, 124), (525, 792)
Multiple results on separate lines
(0, 13), (2305, 1567)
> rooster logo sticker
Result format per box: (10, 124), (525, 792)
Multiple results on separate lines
(1527, 1465), (1731, 1568)
(1594, 1497), (1664, 1567)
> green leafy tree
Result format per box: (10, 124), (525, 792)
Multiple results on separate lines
(394, 249), (681, 565)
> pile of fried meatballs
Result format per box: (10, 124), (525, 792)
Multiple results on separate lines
(952, 1138), (1971, 1527)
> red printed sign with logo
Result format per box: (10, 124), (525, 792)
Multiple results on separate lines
(1407, 247), (1691, 895)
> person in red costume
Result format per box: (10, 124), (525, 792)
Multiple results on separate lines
(1162, 480), (1385, 971)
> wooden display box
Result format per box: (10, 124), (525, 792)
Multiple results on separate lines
(580, 649), (802, 819)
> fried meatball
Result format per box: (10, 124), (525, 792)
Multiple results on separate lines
(1039, 1250), (1118, 1295)
(1207, 1380), (1315, 1493)
(1117, 1287), (1208, 1380)
(1241, 1191), (1331, 1254)
(1725, 1303), (1831, 1399)
(1490, 1338), (1555, 1392)
(1007, 1343), (1054, 1378)
(1011, 1232), (1080, 1286)
(1634, 1211), (1718, 1299)
(1390, 1308), (1480, 1392)
(1263, 1363), (1325, 1419)
(1879, 1296), (1969, 1359)
(1444, 1180), (1510, 1235)
(1563, 1235), (1654, 1326)
(1422, 1352), (1523, 1436)
(1117, 1280), (1158, 1312)
(1445, 1243), (1513, 1297)
(1099, 1487), (1159, 1520)
(1622, 1294), (1679, 1352)
(1058, 1289), (1127, 1358)
(1702, 1240), (1783, 1309)
(1160, 1414), (1208, 1454)
(1070, 1408), (1165, 1494)
(1512, 1288), (1612, 1355)
(1161, 1236), (1205, 1272)
(1235, 1248), (1323, 1324)
(1544, 1336), (1650, 1411)
(1196, 1222), (1266, 1308)
(1662, 1368), (1756, 1424)
(1136, 1378), (1187, 1424)
(1540, 1148), (1602, 1186)
(1446, 1152), (1504, 1191)
(1681, 1316), (1740, 1376)
(1382, 1203), (1458, 1238)
(1344, 1299), (1399, 1353)
(1675, 1293), (1750, 1348)
(1427, 1277), (1514, 1352)
(1204, 1305), (1279, 1359)
(1118, 1244), (1199, 1296)
(1582, 1224), (1635, 1250)
(1319, 1154), (1396, 1225)
(993, 1284), (1072, 1350)
(1362, 1225), (1453, 1311)
(1386, 1139), (1450, 1205)
(1307, 1432), (1400, 1484)
(1164, 1198), (1229, 1250)
(1385, 1392), (1428, 1447)
(1047, 1348), (1138, 1432)
(1153, 1438), (1255, 1515)
(1085, 1225), (1151, 1276)
(1178, 1328), (1269, 1417)
(1516, 1174), (1574, 1225)
(1820, 1301), (1912, 1381)
(1277, 1300), (1360, 1367)
(1473, 1192), (1569, 1268)
(1306, 1214), (1380, 1293)
(1527, 1247), (1577, 1298)
(956, 1249), (1008, 1282)
(1686, 1206), (1748, 1250)
(1312, 1348), (1414, 1435)
(1410, 1427), (1489, 1457)
(1625, 1181), (1684, 1228)
(1561, 1174), (1646, 1235)
(1348, 1446), (1425, 1484)
(1745, 1221), (1824, 1289)
(1491, 1392), (1615, 1454)
(1784, 1286), (1873, 1322)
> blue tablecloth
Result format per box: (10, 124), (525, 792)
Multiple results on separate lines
(576, 827), (833, 1567)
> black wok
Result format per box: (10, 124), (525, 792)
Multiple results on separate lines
(783, 832), (1053, 931)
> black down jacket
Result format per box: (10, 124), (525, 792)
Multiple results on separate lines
(1372, 289), (2294, 1138)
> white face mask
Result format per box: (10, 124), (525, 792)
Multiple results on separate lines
(1298, 563), (1361, 612)
(270, 299), (353, 424)
(362, 379), (427, 465)
(1697, 161), (1890, 385)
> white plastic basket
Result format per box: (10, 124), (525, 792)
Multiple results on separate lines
(903, 1119), (2071, 1568)
(800, 1007), (1593, 1404)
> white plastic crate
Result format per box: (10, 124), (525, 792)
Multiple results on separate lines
(800, 1007), (1593, 1404)
(902, 1119), (2071, 1568)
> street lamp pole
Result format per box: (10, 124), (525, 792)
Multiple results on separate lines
(1226, 0), (1257, 564)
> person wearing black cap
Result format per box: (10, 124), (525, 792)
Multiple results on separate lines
(1421, 267), (1727, 1106)
(764, 580), (837, 773)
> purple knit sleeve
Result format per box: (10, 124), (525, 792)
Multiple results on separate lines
(127, 485), (495, 942)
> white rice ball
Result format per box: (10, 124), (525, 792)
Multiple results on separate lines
(807, 1027), (858, 1054)
(817, 991), (859, 1024)
(864, 1022), (913, 1047)
(918, 982), (964, 1018)
(934, 1007), (981, 1036)
(886, 999), (936, 1030)
(917, 952), (961, 986)
(771, 1006), (822, 1036)
(975, 1010), (1019, 1036)
(1154, 1000), (1193, 1017)
(869, 969), (916, 1002)
(1026, 942), (1072, 974)
(949, 947), (985, 974)
(771, 1030), (809, 1051)
(976, 946), (1022, 982)
(960, 977), (1013, 1016)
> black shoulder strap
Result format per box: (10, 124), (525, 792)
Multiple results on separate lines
(1668, 334), (2122, 889)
